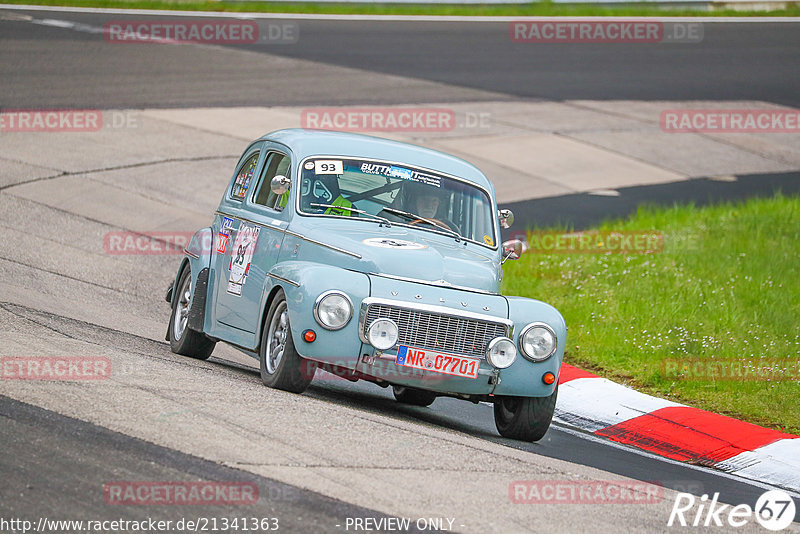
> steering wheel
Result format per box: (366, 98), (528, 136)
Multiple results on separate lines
(409, 218), (454, 232)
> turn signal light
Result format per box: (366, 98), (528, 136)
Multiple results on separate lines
(303, 330), (316, 343)
(542, 372), (556, 385)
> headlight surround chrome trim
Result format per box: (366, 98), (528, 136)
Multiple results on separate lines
(518, 322), (558, 362)
(313, 290), (354, 330)
(486, 337), (517, 369)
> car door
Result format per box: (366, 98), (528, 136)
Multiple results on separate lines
(210, 144), (263, 338)
(213, 145), (293, 343)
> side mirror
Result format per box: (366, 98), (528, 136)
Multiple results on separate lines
(498, 208), (514, 229)
(501, 239), (526, 264)
(270, 175), (291, 195)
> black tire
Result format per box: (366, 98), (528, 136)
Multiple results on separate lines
(259, 290), (314, 393)
(493, 387), (558, 442)
(169, 266), (215, 360)
(392, 385), (437, 407)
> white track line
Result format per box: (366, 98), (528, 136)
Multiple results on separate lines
(1, 4), (799, 22)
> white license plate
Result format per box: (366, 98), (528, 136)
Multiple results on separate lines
(395, 345), (480, 379)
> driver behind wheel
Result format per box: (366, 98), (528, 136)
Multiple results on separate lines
(414, 191), (441, 219)
(396, 181), (452, 229)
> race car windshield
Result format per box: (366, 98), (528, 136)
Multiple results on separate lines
(298, 157), (497, 248)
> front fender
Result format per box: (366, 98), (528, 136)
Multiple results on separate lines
(262, 261), (371, 368)
(493, 296), (567, 397)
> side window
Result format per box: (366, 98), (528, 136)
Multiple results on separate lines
(253, 152), (291, 211)
(230, 152), (259, 201)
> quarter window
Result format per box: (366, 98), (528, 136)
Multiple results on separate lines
(230, 152), (259, 201)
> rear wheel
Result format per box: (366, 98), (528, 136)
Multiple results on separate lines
(493, 387), (557, 442)
(392, 385), (437, 407)
(169, 266), (215, 360)
(259, 291), (314, 393)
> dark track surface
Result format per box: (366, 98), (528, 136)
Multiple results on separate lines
(0, 394), (422, 532)
(502, 170), (800, 235)
(1, 10), (799, 108)
(243, 20), (800, 106)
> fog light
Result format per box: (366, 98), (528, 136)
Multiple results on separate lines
(367, 318), (398, 351)
(486, 337), (516, 369)
(543, 372), (556, 385)
(303, 329), (316, 343)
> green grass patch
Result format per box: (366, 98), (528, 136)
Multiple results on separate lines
(3, 0), (800, 17)
(502, 193), (800, 434)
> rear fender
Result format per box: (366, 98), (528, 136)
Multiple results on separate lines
(165, 228), (213, 340)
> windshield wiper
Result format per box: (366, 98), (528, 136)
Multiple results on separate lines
(309, 203), (392, 227)
(381, 207), (463, 243)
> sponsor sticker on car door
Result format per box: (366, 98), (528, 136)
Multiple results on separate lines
(227, 223), (260, 296)
(216, 216), (235, 254)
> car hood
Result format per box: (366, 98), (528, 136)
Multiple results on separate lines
(296, 221), (501, 293)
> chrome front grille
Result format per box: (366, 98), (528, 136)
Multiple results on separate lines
(362, 302), (509, 358)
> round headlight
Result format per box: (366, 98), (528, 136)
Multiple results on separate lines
(520, 323), (557, 362)
(367, 318), (398, 351)
(486, 337), (517, 369)
(313, 291), (353, 330)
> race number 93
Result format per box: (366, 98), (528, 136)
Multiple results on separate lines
(314, 160), (343, 174)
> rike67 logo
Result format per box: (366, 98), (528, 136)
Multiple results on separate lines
(668, 489), (796, 531)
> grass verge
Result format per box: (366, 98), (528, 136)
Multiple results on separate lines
(1, 0), (800, 17)
(502, 193), (800, 434)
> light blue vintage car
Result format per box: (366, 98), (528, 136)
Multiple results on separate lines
(166, 129), (565, 441)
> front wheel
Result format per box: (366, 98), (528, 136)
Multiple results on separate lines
(259, 290), (314, 393)
(169, 266), (215, 360)
(493, 387), (558, 442)
(392, 385), (437, 407)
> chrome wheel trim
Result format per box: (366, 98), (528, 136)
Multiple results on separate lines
(265, 301), (289, 375)
(173, 273), (191, 342)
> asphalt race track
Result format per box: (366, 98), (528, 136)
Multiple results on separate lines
(1, 395), (411, 531)
(1, 11), (800, 108)
(1, 7), (799, 533)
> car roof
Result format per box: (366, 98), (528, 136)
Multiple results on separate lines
(259, 128), (493, 190)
